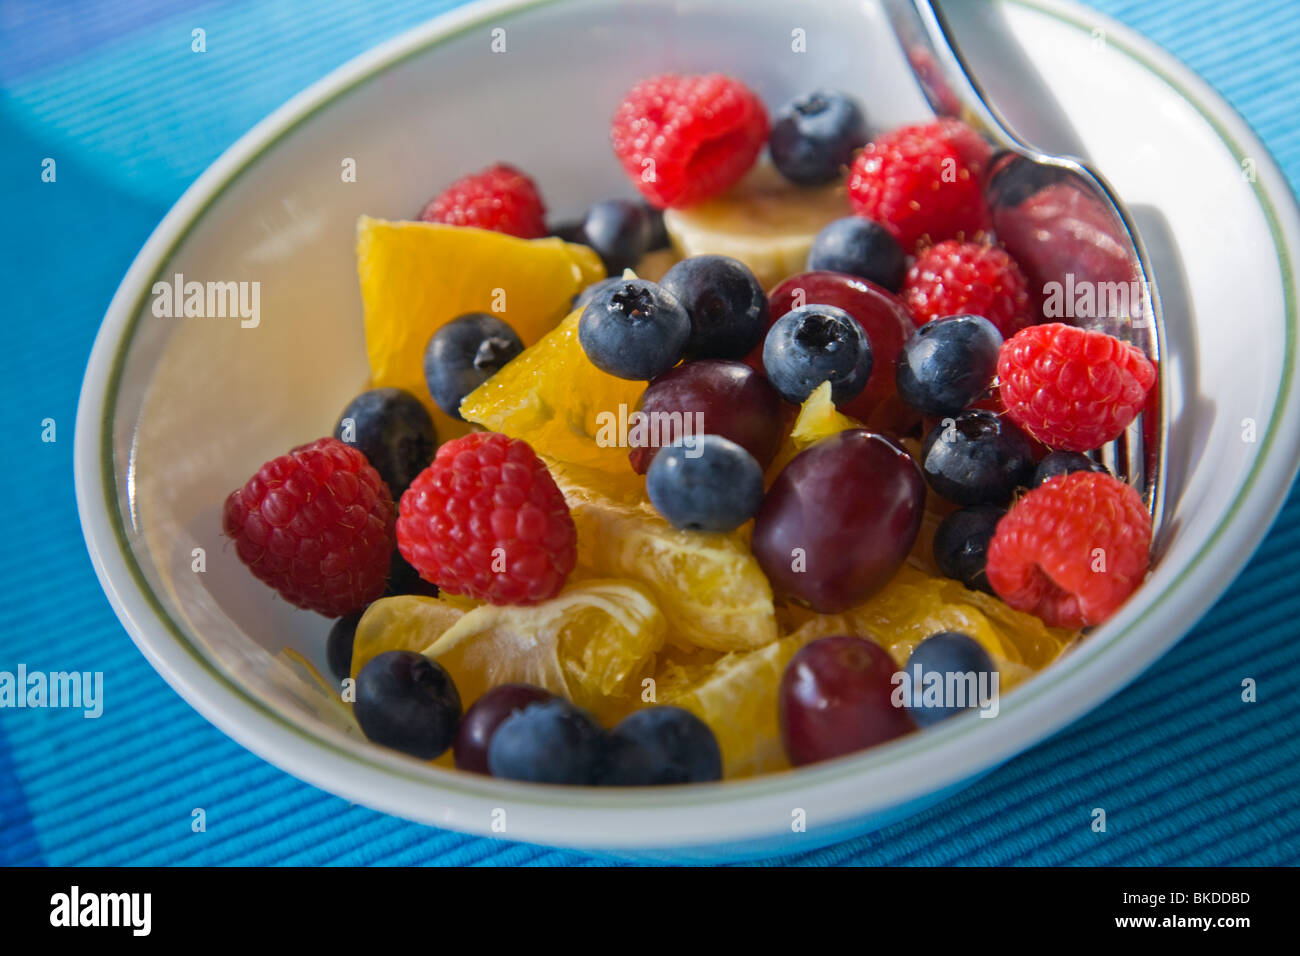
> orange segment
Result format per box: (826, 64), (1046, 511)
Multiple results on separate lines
(460, 309), (648, 474)
(351, 594), (467, 680)
(548, 458), (779, 653)
(657, 632), (818, 778)
(356, 217), (605, 439)
(768, 380), (862, 477)
(780, 563), (1075, 687)
(421, 579), (665, 725)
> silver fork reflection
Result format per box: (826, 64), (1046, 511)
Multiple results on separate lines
(884, 0), (1167, 537)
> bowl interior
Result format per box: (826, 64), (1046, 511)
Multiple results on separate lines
(85, 0), (1297, 852)
(107, 0), (936, 742)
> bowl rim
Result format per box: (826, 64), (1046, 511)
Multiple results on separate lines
(74, 0), (1300, 850)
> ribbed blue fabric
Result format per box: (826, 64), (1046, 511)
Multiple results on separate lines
(1, 0), (1297, 866)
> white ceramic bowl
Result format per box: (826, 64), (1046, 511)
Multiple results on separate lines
(76, 0), (1300, 861)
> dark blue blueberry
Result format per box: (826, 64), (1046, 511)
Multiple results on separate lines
(454, 684), (555, 775)
(904, 631), (997, 727)
(580, 199), (652, 276)
(600, 707), (723, 785)
(932, 505), (1005, 595)
(807, 217), (907, 291)
(549, 219), (587, 244)
(895, 314), (1004, 416)
(354, 650), (462, 759)
(921, 409), (1035, 506)
(646, 435), (765, 532)
(762, 304), (873, 404)
(1033, 451), (1110, 487)
(573, 276), (623, 310)
(487, 698), (605, 784)
(643, 203), (669, 251)
(326, 612), (361, 682)
(769, 89), (869, 186)
(334, 387), (436, 496)
(660, 254), (769, 360)
(578, 278), (690, 380)
(423, 312), (524, 421)
(385, 548), (439, 598)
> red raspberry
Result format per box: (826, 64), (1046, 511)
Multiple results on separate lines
(998, 322), (1157, 452)
(903, 239), (1033, 338)
(396, 432), (576, 606)
(222, 438), (395, 617)
(610, 73), (768, 209)
(419, 163), (547, 238)
(986, 472), (1151, 628)
(935, 117), (993, 179)
(847, 119), (992, 249)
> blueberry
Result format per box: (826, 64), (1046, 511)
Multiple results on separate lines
(487, 698), (605, 784)
(423, 313), (524, 421)
(334, 388), (436, 496)
(549, 219), (587, 243)
(454, 683), (555, 775)
(580, 199), (652, 275)
(573, 275), (623, 310)
(1033, 451), (1110, 487)
(904, 631), (997, 727)
(762, 304), (873, 405)
(385, 548), (439, 598)
(354, 650), (462, 759)
(600, 707), (723, 785)
(643, 203), (669, 251)
(326, 613), (361, 682)
(895, 315), (1004, 416)
(932, 505), (1005, 595)
(921, 409), (1035, 506)
(807, 217), (907, 291)
(660, 255), (769, 360)
(769, 89), (869, 186)
(646, 435), (765, 532)
(578, 278), (690, 380)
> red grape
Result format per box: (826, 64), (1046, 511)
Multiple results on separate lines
(780, 636), (915, 766)
(764, 271), (914, 420)
(752, 429), (925, 613)
(453, 683), (554, 774)
(628, 360), (788, 474)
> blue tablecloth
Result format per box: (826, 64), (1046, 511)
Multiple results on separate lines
(2, 0), (1298, 866)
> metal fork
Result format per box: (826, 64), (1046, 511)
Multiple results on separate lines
(885, 0), (1167, 537)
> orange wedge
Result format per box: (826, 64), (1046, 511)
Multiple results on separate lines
(780, 563), (1074, 687)
(547, 458), (779, 653)
(459, 308), (648, 474)
(356, 217), (605, 439)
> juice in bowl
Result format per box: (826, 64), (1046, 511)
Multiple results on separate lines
(218, 73), (1157, 790)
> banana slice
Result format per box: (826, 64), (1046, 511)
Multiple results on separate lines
(631, 247), (679, 282)
(662, 163), (848, 289)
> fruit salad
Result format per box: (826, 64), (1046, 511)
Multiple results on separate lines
(223, 74), (1157, 786)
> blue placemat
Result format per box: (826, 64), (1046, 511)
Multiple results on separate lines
(2, 0), (1298, 866)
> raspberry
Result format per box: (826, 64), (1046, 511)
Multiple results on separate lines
(903, 239), (1033, 338)
(986, 472), (1151, 628)
(396, 432), (576, 606)
(936, 117), (993, 179)
(847, 119), (992, 249)
(998, 322), (1157, 452)
(610, 73), (768, 209)
(419, 163), (547, 238)
(222, 437), (395, 617)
